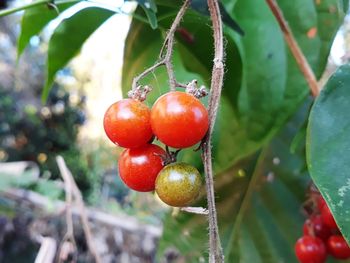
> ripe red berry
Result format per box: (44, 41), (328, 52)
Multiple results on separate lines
(151, 91), (209, 148)
(303, 215), (332, 241)
(104, 99), (153, 148)
(295, 236), (327, 263)
(321, 204), (338, 229)
(327, 235), (350, 259)
(317, 196), (326, 211)
(155, 162), (202, 207)
(118, 144), (165, 192)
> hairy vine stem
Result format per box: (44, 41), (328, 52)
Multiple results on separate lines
(131, 0), (190, 92)
(202, 0), (224, 262)
(131, 0), (225, 261)
(266, 0), (319, 97)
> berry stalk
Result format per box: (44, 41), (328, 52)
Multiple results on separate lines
(202, 0), (225, 262)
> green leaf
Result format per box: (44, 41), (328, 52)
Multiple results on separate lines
(42, 7), (114, 102)
(130, 0), (158, 29)
(307, 64), (350, 244)
(343, 0), (350, 12)
(157, 103), (310, 262)
(139, 1), (158, 29)
(17, 1), (77, 59)
(190, 0), (244, 36)
(122, 0), (346, 173)
(234, 0), (286, 140)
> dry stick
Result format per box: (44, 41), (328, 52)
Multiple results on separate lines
(131, 0), (190, 92)
(202, 0), (225, 262)
(266, 0), (319, 97)
(56, 156), (102, 263)
(57, 157), (78, 263)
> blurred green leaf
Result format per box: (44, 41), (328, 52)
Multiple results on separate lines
(343, 0), (349, 12)
(307, 64), (350, 245)
(17, 1), (77, 59)
(35, 178), (63, 199)
(42, 7), (114, 102)
(139, 0), (158, 29)
(190, 0), (244, 36)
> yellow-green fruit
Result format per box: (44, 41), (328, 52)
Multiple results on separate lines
(155, 162), (202, 207)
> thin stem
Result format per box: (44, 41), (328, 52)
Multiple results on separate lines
(132, 61), (165, 90)
(202, 0), (225, 262)
(266, 0), (319, 97)
(161, 0), (190, 91)
(0, 0), (78, 17)
(131, 0), (190, 92)
(56, 156), (102, 263)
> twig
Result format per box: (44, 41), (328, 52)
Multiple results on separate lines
(128, 0), (224, 261)
(34, 236), (57, 263)
(201, 0), (225, 262)
(131, 0), (190, 92)
(180, 206), (209, 215)
(57, 157), (78, 263)
(1, 187), (162, 237)
(56, 156), (102, 263)
(266, 0), (319, 97)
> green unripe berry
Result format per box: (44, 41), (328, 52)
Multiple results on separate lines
(155, 162), (202, 207)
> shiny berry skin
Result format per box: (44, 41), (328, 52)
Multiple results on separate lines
(327, 235), (350, 259)
(295, 236), (327, 263)
(303, 215), (332, 241)
(321, 204), (338, 229)
(118, 144), (165, 192)
(151, 91), (209, 148)
(104, 99), (153, 148)
(317, 196), (326, 211)
(155, 163), (202, 207)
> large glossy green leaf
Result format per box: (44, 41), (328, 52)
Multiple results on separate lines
(17, 1), (78, 59)
(234, 0), (286, 140)
(123, 0), (346, 173)
(157, 103), (310, 262)
(42, 7), (114, 101)
(307, 64), (350, 244)
(121, 0), (348, 261)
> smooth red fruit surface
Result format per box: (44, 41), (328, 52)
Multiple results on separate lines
(327, 235), (350, 259)
(118, 144), (165, 192)
(321, 204), (338, 229)
(104, 99), (153, 148)
(303, 215), (332, 241)
(151, 91), (209, 148)
(317, 196), (326, 211)
(295, 236), (327, 263)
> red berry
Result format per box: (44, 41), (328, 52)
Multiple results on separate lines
(104, 99), (153, 148)
(321, 204), (338, 229)
(317, 196), (326, 211)
(151, 91), (209, 148)
(303, 215), (332, 241)
(295, 236), (327, 263)
(118, 144), (165, 192)
(327, 235), (350, 259)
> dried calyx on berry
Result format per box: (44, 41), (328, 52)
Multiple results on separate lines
(185, 79), (208, 99)
(127, 85), (152, 102)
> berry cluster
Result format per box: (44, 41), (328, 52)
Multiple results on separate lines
(295, 193), (350, 263)
(103, 91), (208, 207)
